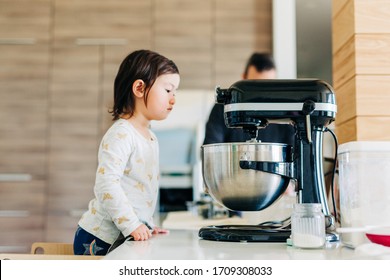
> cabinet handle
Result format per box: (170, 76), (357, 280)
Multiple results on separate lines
(0, 245), (29, 254)
(0, 173), (32, 182)
(75, 38), (127, 46)
(69, 209), (87, 218)
(0, 38), (36, 45)
(0, 210), (30, 217)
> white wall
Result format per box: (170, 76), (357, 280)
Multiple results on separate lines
(151, 90), (215, 201)
(272, 0), (297, 79)
(151, 90), (214, 131)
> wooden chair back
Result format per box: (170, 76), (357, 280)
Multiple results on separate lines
(31, 242), (74, 255)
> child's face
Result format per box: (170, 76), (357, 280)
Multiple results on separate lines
(146, 73), (180, 121)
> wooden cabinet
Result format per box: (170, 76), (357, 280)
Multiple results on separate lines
(215, 0), (272, 87)
(154, 0), (213, 89)
(0, 0), (272, 251)
(154, 0), (272, 89)
(45, 0), (154, 242)
(0, 0), (51, 252)
(46, 45), (101, 242)
(0, 181), (46, 253)
(46, 44), (139, 242)
(0, 44), (49, 252)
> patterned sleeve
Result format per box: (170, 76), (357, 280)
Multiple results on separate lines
(94, 125), (142, 236)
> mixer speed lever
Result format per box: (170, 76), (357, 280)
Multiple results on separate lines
(302, 100), (316, 143)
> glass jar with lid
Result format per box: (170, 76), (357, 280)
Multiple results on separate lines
(291, 203), (326, 249)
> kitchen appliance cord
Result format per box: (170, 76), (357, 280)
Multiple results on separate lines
(325, 127), (339, 223)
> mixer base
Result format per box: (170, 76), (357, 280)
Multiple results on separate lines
(198, 225), (291, 242)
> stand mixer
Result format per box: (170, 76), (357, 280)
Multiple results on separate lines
(199, 79), (338, 242)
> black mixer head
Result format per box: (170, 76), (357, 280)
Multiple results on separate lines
(215, 79), (337, 130)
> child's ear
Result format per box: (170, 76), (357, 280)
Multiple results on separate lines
(133, 79), (145, 98)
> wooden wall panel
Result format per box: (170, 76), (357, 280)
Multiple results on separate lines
(332, 0), (349, 17)
(101, 46), (132, 136)
(337, 116), (390, 144)
(336, 75), (390, 124)
(45, 215), (80, 243)
(333, 1), (390, 54)
(0, 181), (45, 210)
(355, 76), (390, 116)
(354, 0), (390, 33)
(0, 181), (46, 253)
(0, 0), (51, 253)
(332, 0), (355, 55)
(333, 0), (390, 144)
(215, 0), (272, 88)
(356, 117), (390, 140)
(0, 216), (45, 253)
(154, 0), (213, 89)
(335, 118), (356, 144)
(334, 76), (356, 125)
(54, 0), (153, 44)
(355, 35), (390, 74)
(334, 34), (390, 94)
(332, 36), (355, 89)
(0, 45), (49, 176)
(153, 0), (272, 90)
(0, 0), (51, 42)
(46, 45), (100, 239)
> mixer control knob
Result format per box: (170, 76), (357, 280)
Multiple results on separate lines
(302, 100), (316, 115)
(215, 86), (230, 104)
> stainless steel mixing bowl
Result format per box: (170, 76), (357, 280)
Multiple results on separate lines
(201, 142), (294, 211)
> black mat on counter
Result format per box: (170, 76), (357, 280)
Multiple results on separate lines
(198, 225), (291, 242)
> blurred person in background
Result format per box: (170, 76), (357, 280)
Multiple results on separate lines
(203, 52), (295, 145)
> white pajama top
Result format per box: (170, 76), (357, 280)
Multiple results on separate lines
(78, 119), (159, 244)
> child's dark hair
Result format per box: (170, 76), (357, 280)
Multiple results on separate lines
(110, 49), (179, 120)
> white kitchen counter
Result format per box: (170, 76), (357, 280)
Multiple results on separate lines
(103, 211), (390, 260)
(103, 229), (365, 260)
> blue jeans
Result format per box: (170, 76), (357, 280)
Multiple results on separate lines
(73, 226), (111, 256)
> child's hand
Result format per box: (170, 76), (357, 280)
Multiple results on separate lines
(152, 226), (169, 235)
(130, 224), (152, 241)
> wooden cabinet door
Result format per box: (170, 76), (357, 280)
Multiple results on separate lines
(46, 0), (153, 242)
(0, 0), (272, 248)
(154, 0), (214, 89)
(0, 0), (51, 254)
(215, 0), (273, 87)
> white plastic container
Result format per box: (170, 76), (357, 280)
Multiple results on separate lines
(338, 141), (390, 248)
